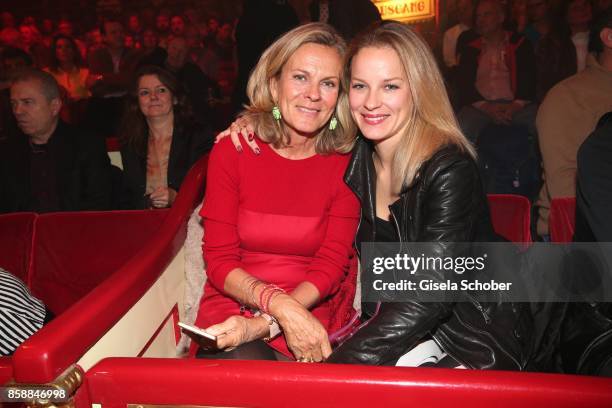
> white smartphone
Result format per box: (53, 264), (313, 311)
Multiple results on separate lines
(178, 322), (218, 350)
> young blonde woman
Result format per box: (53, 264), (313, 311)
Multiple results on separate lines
(221, 21), (532, 369)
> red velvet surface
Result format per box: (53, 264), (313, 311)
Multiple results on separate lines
(0, 213), (37, 284)
(550, 197), (576, 243)
(12, 155), (208, 384)
(84, 358), (612, 408)
(487, 194), (532, 244)
(30, 209), (169, 315)
(0, 356), (13, 385)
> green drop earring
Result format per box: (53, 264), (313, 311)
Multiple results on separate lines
(272, 106), (282, 122)
(329, 115), (338, 131)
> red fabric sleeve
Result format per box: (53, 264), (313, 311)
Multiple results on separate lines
(199, 139), (243, 292)
(304, 162), (360, 299)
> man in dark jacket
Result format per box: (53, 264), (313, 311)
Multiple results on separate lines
(0, 69), (112, 213)
(309, 0), (381, 41)
(456, 0), (537, 143)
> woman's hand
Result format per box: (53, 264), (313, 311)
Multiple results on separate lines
(148, 187), (177, 208)
(205, 315), (269, 349)
(215, 116), (260, 154)
(269, 294), (332, 362)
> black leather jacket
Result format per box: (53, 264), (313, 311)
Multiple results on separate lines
(327, 137), (533, 369)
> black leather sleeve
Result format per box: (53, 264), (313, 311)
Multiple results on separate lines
(328, 152), (483, 365)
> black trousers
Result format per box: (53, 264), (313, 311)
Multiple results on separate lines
(196, 340), (289, 361)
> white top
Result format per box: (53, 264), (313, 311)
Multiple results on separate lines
(572, 31), (589, 73)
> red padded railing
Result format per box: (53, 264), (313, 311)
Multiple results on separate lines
(487, 194), (532, 244)
(0, 212), (37, 284)
(550, 197), (576, 243)
(12, 155), (208, 384)
(84, 358), (612, 408)
(0, 357), (12, 385)
(29, 209), (169, 315)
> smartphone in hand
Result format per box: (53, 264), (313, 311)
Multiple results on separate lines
(178, 322), (219, 350)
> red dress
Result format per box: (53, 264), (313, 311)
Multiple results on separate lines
(195, 137), (360, 358)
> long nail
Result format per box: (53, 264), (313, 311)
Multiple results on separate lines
(237, 145), (243, 153)
(254, 147), (260, 155)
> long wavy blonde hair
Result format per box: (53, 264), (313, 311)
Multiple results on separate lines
(338, 21), (476, 192)
(243, 23), (356, 154)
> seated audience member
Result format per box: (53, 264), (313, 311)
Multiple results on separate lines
(45, 35), (92, 101)
(155, 10), (171, 48)
(535, 9), (612, 238)
(126, 13), (144, 49)
(163, 35), (220, 125)
(141, 27), (159, 55)
(309, 0), (381, 41)
(56, 18), (87, 60)
(119, 66), (213, 209)
(194, 23), (359, 362)
(87, 18), (142, 97)
(523, 0), (553, 46)
(0, 69), (112, 213)
(443, 0), (474, 68)
(0, 268), (53, 356)
(534, 3), (578, 101)
(170, 14), (186, 38)
(87, 17), (142, 136)
(456, 0), (537, 143)
(0, 47), (33, 141)
(563, 0), (593, 72)
(323, 22), (531, 370)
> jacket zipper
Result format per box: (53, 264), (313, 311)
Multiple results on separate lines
(464, 292), (492, 324)
(452, 307), (522, 369)
(388, 205), (517, 369)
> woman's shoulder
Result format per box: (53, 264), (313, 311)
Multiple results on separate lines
(209, 136), (241, 159)
(420, 144), (479, 183)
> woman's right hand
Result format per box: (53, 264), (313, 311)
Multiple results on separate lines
(215, 116), (260, 154)
(269, 293), (332, 362)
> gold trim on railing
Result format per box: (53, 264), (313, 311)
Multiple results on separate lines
(127, 405), (241, 408)
(4, 364), (84, 408)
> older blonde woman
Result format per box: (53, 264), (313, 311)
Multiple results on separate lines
(194, 23), (359, 362)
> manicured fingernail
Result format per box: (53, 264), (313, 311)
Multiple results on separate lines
(254, 147), (260, 155)
(237, 145), (243, 153)
(248, 133), (254, 142)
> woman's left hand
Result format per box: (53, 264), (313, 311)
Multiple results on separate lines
(149, 187), (177, 208)
(205, 315), (269, 350)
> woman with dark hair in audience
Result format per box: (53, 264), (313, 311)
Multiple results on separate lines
(45, 34), (92, 101)
(119, 65), (213, 209)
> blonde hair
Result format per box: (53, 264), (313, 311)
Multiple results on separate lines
(339, 21), (476, 192)
(244, 23), (356, 154)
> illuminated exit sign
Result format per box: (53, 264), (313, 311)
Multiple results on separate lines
(372, 0), (436, 24)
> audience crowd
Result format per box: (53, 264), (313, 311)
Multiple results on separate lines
(0, 0), (611, 376)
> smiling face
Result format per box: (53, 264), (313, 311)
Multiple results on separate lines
(137, 74), (174, 119)
(270, 43), (342, 141)
(349, 46), (413, 148)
